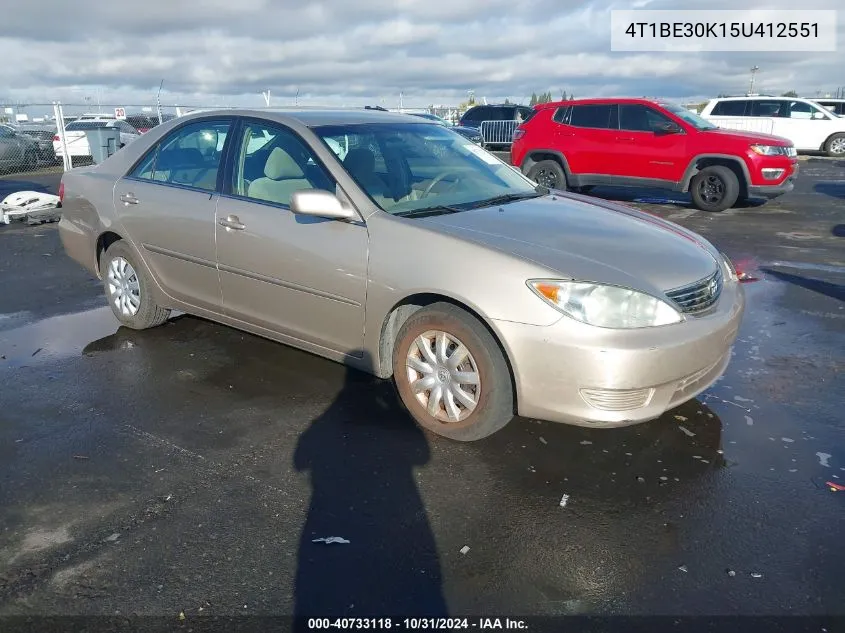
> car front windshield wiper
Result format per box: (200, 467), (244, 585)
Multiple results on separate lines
(464, 191), (544, 209)
(393, 204), (466, 218)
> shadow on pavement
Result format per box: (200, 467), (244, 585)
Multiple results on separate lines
(833, 224), (845, 238)
(291, 353), (447, 622)
(762, 268), (845, 302)
(0, 172), (62, 198)
(814, 182), (845, 200)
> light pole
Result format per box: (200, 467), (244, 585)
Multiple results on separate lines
(748, 66), (760, 95)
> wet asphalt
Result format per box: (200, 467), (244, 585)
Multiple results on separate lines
(0, 161), (843, 625)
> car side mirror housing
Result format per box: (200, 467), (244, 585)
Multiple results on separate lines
(655, 121), (682, 134)
(290, 190), (356, 221)
(811, 111), (827, 120)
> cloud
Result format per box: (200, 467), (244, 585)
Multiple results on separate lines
(0, 0), (842, 112)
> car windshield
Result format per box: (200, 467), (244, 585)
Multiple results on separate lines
(660, 102), (718, 131)
(315, 122), (540, 216)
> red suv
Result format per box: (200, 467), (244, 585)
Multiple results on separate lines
(511, 98), (799, 212)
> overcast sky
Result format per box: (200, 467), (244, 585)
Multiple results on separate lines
(0, 0), (841, 112)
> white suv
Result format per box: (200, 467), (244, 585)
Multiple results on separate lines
(700, 96), (845, 157)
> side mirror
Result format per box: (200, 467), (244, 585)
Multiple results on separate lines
(290, 190), (356, 221)
(811, 111), (828, 120)
(655, 121), (682, 134)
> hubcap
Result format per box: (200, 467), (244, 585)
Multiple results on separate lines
(535, 168), (558, 188)
(830, 138), (845, 155)
(107, 257), (141, 317)
(406, 330), (481, 423)
(698, 175), (725, 205)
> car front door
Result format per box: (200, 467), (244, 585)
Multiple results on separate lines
(215, 118), (368, 355)
(614, 104), (687, 183)
(112, 118), (233, 311)
(774, 100), (836, 151)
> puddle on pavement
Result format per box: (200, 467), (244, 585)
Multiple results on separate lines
(0, 307), (120, 367)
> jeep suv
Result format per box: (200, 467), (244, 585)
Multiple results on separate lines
(511, 98), (799, 212)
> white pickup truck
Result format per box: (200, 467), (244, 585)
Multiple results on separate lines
(53, 119), (140, 159)
(700, 96), (845, 157)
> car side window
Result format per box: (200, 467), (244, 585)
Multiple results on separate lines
(461, 108), (482, 122)
(788, 101), (815, 119)
(569, 104), (616, 129)
(0, 127), (13, 138)
(553, 106), (571, 124)
(749, 100), (784, 117)
(619, 105), (674, 132)
(710, 100), (749, 116)
(232, 121), (335, 207)
(129, 119), (231, 191)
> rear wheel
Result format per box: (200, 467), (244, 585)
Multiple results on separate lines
(100, 241), (170, 330)
(824, 133), (845, 157)
(526, 159), (567, 190)
(689, 165), (739, 212)
(392, 303), (514, 441)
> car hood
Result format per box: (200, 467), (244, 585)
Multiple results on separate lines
(702, 127), (793, 146)
(418, 195), (720, 294)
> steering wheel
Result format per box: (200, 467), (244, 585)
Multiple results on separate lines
(421, 171), (462, 198)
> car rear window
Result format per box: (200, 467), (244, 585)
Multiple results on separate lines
(710, 100), (749, 116)
(65, 121), (110, 131)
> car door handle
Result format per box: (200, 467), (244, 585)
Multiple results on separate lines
(119, 193), (139, 205)
(616, 136), (635, 142)
(218, 215), (245, 231)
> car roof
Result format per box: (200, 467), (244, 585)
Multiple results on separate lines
(709, 96), (809, 101)
(534, 97), (663, 109)
(175, 108), (429, 127)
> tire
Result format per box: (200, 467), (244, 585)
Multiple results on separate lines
(824, 133), (845, 158)
(100, 241), (170, 330)
(689, 165), (739, 212)
(392, 303), (514, 441)
(526, 159), (567, 191)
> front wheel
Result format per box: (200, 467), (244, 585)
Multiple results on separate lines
(392, 303), (514, 441)
(689, 165), (739, 212)
(824, 133), (845, 158)
(100, 241), (170, 330)
(526, 159), (567, 191)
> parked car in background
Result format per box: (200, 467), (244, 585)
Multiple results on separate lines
(18, 125), (61, 165)
(408, 112), (484, 144)
(0, 124), (40, 173)
(511, 98), (798, 212)
(814, 99), (845, 117)
(58, 108), (744, 441)
(700, 96), (845, 157)
(459, 104), (534, 128)
(53, 119), (140, 160)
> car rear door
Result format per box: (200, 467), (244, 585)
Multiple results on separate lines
(112, 117), (233, 312)
(214, 118), (368, 355)
(562, 103), (617, 180)
(614, 104), (687, 183)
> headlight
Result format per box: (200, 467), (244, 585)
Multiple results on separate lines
(750, 144), (788, 156)
(720, 252), (738, 281)
(527, 280), (683, 329)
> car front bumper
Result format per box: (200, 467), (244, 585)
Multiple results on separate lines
(492, 279), (745, 427)
(748, 162), (798, 198)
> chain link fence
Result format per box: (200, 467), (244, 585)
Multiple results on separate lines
(0, 100), (469, 177)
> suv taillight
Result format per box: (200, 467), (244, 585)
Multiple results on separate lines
(58, 182), (65, 204)
(513, 128), (526, 141)
(53, 135), (60, 141)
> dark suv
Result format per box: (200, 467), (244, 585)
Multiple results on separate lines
(459, 104), (534, 129)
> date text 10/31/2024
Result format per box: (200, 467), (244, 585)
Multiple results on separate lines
(307, 618), (529, 630)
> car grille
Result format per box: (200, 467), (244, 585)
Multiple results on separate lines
(665, 268), (722, 314)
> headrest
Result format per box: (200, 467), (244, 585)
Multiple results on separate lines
(343, 148), (376, 175)
(264, 147), (304, 180)
(155, 148), (204, 170)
